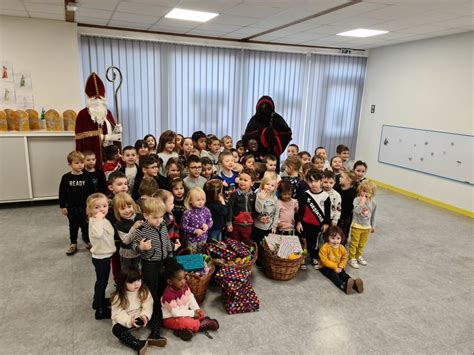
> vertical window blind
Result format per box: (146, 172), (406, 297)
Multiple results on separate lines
(80, 35), (366, 157)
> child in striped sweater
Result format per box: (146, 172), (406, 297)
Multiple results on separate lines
(161, 258), (219, 341)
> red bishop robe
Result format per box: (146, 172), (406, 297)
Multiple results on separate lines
(75, 108), (116, 169)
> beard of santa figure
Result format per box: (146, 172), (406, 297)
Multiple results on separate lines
(86, 96), (108, 126)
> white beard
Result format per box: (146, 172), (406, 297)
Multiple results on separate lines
(86, 97), (108, 126)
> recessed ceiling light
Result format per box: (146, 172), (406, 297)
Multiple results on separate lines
(337, 29), (388, 38)
(165, 8), (218, 22)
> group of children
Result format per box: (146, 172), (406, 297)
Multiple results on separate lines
(58, 130), (377, 353)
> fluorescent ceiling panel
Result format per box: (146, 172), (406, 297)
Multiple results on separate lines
(165, 8), (218, 22)
(337, 28), (388, 37)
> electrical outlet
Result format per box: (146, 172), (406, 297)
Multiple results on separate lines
(371, 105), (375, 113)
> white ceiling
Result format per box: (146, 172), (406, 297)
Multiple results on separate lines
(1, 0), (472, 49)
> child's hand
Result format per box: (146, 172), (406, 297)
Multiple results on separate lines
(332, 221), (337, 226)
(202, 224), (208, 232)
(131, 316), (139, 328)
(336, 267), (342, 273)
(94, 211), (106, 220)
(194, 229), (204, 236)
(271, 228), (276, 234)
(371, 227), (375, 233)
(140, 314), (148, 327)
(193, 309), (201, 319)
(218, 194), (225, 204)
(227, 225), (233, 233)
(174, 239), (181, 251)
(133, 220), (144, 229)
(322, 224), (329, 232)
(296, 222), (303, 233)
(222, 181), (229, 187)
(61, 208), (68, 216)
(139, 238), (152, 251)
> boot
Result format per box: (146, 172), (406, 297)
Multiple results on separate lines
(199, 318), (219, 332)
(147, 315), (167, 347)
(173, 329), (194, 341)
(92, 297), (110, 310)
(353, 278), (364, 293)
(112, 324), (149, 355)
(95, 307), (111, 320)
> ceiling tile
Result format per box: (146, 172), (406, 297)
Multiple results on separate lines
(331, 16), (389, 28)
(148, 24), (189, 34)
(111, 11), (159, 24)
(437, 16), (474, 29)
(363, 5), (428, 20)
(115, 2), (170, 17)
(24, 0), (62, 3)
(398, 24), (453, 35)
(176, 0), (241, 13)
(125, 0), (179, 6)
(1, 0), (26, 11)
(24, 3), (64, 14)
(186, 28), (229, 37)
(27, 11), (64, 20)
(76, 0), (118, 11)
(193, 22), (241, 33)
(154, 17), (200, 29)
(75, 16), (110, 25)
(223, 4), (284, 19)
(108, 19), (151, 30)
(0, 8), (29, 17)
(76, 7), (113, 20)
(208, 14), (260, 27)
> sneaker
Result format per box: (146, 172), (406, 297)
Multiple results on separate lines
(343, 278), (354, 294)
(148, 336), (167, 347)
(66, 244), (77, 256)
(357, 256), (368, 266)
(299, 264), (307, 271)
(95, 307), (111, 320)
(312, 259), (320, 270)
(137, 340), (148, 355)
(173, 329), (194, 341)
(349, 259), (359, 269)
(353, 278), (364, 293)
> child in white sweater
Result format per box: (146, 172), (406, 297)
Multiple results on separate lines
(161, 258), (219, 341)
(111, 267), (167, 353)
(87, 193), (116, 320)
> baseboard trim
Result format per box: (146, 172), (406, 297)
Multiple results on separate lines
(369, 178), (474, 219)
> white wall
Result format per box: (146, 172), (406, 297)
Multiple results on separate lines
(0, 16), (83, 113)
(356, 31), (473, 212)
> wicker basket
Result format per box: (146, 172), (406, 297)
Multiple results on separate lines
(186, 263), (215, 304)
(262, 242), (305, 281)
(211, 242), (258, 272)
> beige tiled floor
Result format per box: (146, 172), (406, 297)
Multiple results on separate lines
(0, 188), (472, 354)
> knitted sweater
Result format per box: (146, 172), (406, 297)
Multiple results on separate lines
(277, 198), (298, 231)
(89, 217), (116, 259)
(132, 220), (173, 262)
(319, 242), (348, 271)
(254, 193), (279, 231)
(181, 207), (213, 243)
(111, 290), (153, 327)
(161, 284), (199, 320)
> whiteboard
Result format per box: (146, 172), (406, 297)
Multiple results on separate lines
(378, 125), (473, 185)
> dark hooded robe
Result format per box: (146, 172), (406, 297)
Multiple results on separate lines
(242, 96), (292, 171)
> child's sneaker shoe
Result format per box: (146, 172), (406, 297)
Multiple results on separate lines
(173, 329), (194, 341)
(66, 244), (77, 256)
(299, 264), (307, 271)
(349, 259), (359, 269)
(312, 259), (320, 269)
(343, 278), (354, 294)
(353, 278), (364, 293)
(357, 256), (368, 266)
(148, 336), (167, 347)
(199, 318), (219, 332)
